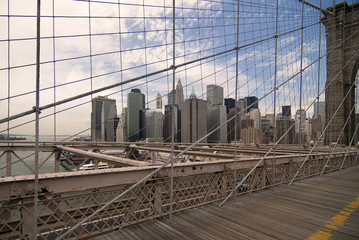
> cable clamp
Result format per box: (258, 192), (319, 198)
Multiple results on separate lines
(170, 65), (177, 70)
(32, 106), (41, 114)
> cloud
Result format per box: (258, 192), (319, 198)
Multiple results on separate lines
(0, 0), (324, 136)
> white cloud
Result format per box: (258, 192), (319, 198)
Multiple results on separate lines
(0, 0), (324, 136)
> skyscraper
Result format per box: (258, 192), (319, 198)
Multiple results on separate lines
(224, 98), (237, 114)
(180, 88), (207, 143)
(207, 105), (227, 143)
(207, 84), (223, 106)
(145, 109), (163, 140)
(163, 104), (181, 142)
(276, 117), (295, 144)
(175, 79), (184, 105)
(168, 90), (175, 105)
(249, 108), (261, 129)
(282, 105), (291, 118)
(116, 108), (127, 142)
(245, 96), (258, 113)
(295, 109), (306, 133)
(313, 101), (325, 117)
(227, 107), (241, 142)
(127, 89), (145, 142)
(91, 96), (117, 142)
(156, 93), (162, 109)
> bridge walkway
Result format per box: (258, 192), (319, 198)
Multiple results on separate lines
(94, 166), (359, 239)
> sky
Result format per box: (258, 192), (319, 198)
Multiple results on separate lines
(0, 0), (358, 136)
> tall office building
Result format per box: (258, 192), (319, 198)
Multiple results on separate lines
(91, 96), (117, 142)
(282, 105), (291, 118)
(163, 105), (181, 142)
(261, 117), (273, 144)
(175, 79), (184, 105)
(116, 108), (127, 142)
(314, 101), (325, 117)
(264, 113), (275, 127)
(224, 98), (237, 114)
(245, 96), (258, 113)
(180, 88), (207, 143)
(207, 105), (227, 143)
(127, 89), (145, 142)
(168, 90), (175, 105)
(207, 84), (223, 106)
(276, 117), (295, 144)
(145, 109), (163, 140)
(295, 109), (306, 133)
(156, 93), (162, 109)
(241, 128), (262, 144)
(227, 107), (241, 142)
(249, 108), (261, 129)
(168, 79), (184, 106)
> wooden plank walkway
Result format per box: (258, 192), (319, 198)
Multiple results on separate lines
(93, 166), (359, 239)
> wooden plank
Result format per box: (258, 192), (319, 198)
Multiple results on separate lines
(95, 166), (359, 239)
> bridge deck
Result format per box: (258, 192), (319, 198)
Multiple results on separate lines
(94, 166), (359, 240)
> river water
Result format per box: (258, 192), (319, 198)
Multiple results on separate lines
(0, 135), (88, 177)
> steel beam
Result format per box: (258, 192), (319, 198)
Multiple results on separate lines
(56, 145), (150, 167)
(0, 152), (351, 200)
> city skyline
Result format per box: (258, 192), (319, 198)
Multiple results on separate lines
(91, 83), (326, 144)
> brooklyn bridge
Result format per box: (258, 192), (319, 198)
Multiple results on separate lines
(0, 0), (358, 239)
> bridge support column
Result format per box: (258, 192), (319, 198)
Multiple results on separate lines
(323, 2), (359, 145)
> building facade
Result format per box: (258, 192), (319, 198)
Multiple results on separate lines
(295, 109), (306, 133)
(156, 93), (162, 109)
(282, 105), (291, 118)
(207, 105), (227, 143)
(127, 89), (145, 142)
(276, 117), (295, 144)
(180, 89), (207, 143)
(245, 96), (258, 113)
(116, 108), (127, 142)
(207, 84), (223, 106)
(91, 96), (117, 142)
(163, 104), (181, 142)
(145, 109), (163, 140)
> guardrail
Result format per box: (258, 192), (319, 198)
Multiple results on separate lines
(0, 148), (357, 239)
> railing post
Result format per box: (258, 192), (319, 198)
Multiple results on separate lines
(55, 149), (61, 173)
(5, 150), (11, 177)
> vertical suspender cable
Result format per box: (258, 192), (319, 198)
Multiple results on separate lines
(7, 0), (10, 142)
(88, 1), (93, 99)
(317, 0), (323, 115)
(117, 1), (125, 116)
(34, 0), (41, 238)
(143, 0), (149, 108)
(52, 0), (56, 141)
(169, 0), (176, 221)
(315, 0), (322, 157)
(298, 0), (305, 177)
(273, 0), (279, 185)
(233, 0), (240, 199)
(316, 0), (322, 133)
